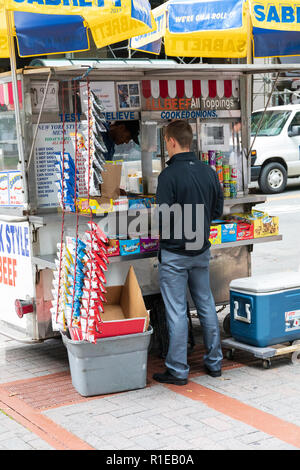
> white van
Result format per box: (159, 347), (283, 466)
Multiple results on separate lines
(251, 104), (300, 193)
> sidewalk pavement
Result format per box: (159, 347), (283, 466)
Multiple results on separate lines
(1, 312), (300, 451)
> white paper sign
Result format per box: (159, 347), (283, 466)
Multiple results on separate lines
(0, 171), (24, 206)
(31, 81), (59, 112)
(34, 122), (87, 209)
(80, 81), (117, 114)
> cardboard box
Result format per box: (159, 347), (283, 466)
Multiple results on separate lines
(119, 239), (140, 256)
(107, 239), (120, 257)
(100, 162), (122, 203)
(235, 221), (254, 241)
(113, 197), (128, 212)
(140, 237), (159, 253)
(128, 196), (156, 210)
(77, 197), (113, 214)
(231, 211), (279, 238)
(221, 223), (237, 243)
(209, 225), (221, 245)
(213, 220), (237, 243)
(96, 266), (149, 338)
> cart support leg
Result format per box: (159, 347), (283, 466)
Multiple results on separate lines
(6, 9), (29, 209)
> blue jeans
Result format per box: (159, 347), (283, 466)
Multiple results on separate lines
(159, 248), (223, 379)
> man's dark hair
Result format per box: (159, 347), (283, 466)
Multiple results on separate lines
(164, 120), (193, 149)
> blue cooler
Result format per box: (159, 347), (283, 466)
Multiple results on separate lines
(230, 272), (300, 347)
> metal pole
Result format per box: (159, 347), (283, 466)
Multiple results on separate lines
(246, 5), (252, 65)
(247, 72), (280, 159)
(6, 9), (29, 209)
(27, 70), (52, 170)
(128, 40), (131, 59)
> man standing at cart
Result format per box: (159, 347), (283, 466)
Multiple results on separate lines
(153, 120), (224, 386)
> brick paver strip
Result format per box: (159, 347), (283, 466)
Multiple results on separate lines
(167, 381), (300, 449)
(0, 347), (277, 451)
(0, 384), (94, 450)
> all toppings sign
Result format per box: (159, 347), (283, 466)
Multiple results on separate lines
(141, 79), (240, 117)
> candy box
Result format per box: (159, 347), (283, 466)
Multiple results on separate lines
(209, 224), (221, 245)
(113, 198), (128, 212)
(107, 239), (120, 257)
(212, 220), (237, 243)
(235, 221), (254, 241)
(220, 223), (237, 243)
(119, 239), (140, 256)
(140, 237), (159, 253)
(128, 198), (148, 210)
(252, 210), (279, 237)
(128, 196), (155, 210)
(77, 197), (114, 214)
(231, 211), (279, 238)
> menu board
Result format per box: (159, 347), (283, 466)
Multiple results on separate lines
(34, 122), (87, 209)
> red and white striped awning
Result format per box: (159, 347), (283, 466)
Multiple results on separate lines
(0, 80), (22, 109)
(142, 79), (239, 99)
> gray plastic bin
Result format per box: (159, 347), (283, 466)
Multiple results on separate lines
(61, 327), (153, 397)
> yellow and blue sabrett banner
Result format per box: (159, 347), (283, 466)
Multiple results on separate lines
(131, 0), (300, 59)
(165, 0), (248, 58)
(250, 0), (300, 57)
(0, 0), (155, 57)
(131, 0), (248, 58)
(130, 2), (165, 54)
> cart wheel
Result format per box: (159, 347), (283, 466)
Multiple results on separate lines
(291, 350), (300, 365)
(262, 359), (271, 369)
(225, 349), (234, 360)
(223, 314), (231, 335)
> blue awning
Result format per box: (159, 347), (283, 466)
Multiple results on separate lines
(14, 12), (89, 57)
(253, 27), (300, 58)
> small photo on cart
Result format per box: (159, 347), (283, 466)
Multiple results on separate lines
(117, 82), (141, 111)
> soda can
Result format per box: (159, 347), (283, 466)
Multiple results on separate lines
(216, 151), (223, 165)
(223, 165), (230, 181)
(216, 164), (223, 183)
(230, 180), (237, 199)
(223, 182), (231, 199)
(231, 167), (238, 179)
(201, 152), (209, 165)
(208, 150), (216, 167)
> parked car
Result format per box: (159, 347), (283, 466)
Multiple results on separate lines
(251, 104), (300, 193)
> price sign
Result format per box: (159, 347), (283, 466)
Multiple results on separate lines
(30, 81), (59, 112)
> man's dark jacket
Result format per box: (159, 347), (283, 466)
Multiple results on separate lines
(156, 151), (224, 256)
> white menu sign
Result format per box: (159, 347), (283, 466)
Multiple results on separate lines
(80, 81), (117, 114)
(34, 122), (88, 209)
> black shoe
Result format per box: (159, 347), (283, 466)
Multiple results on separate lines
(153, 369), (188, 386)
(204, 365), (222, 378)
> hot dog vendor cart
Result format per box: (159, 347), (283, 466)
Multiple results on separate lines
(0, 60), (283, 343)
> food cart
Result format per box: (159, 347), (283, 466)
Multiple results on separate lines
(0, 60), (285, 344)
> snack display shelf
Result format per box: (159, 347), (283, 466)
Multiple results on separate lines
(32, 235), (282, 270)
(223, 195), (266, 206)
(28, 195), (268, 225)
